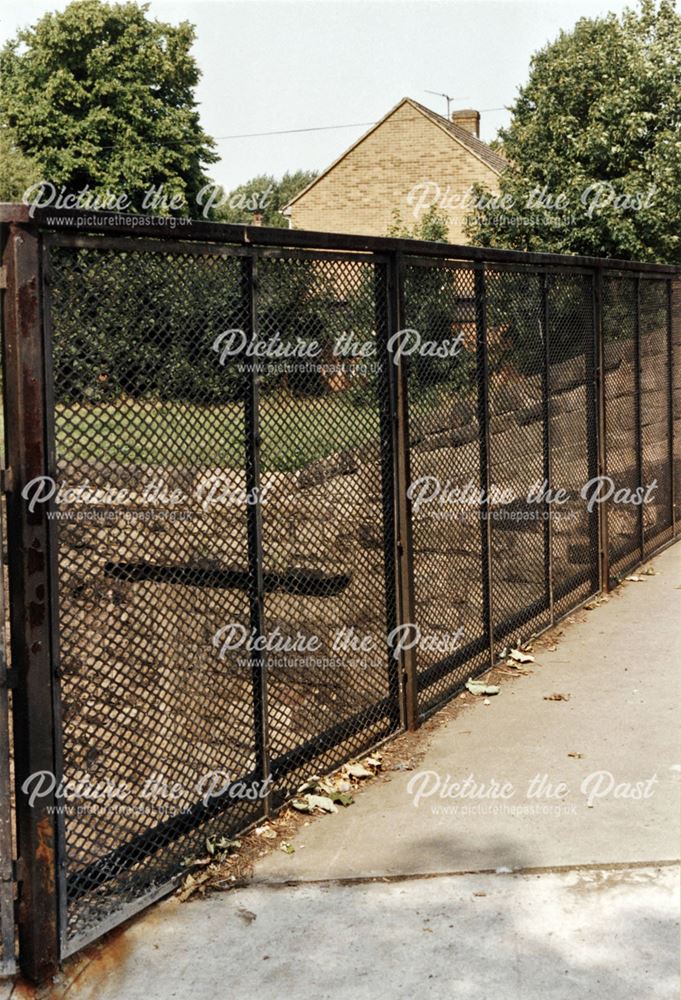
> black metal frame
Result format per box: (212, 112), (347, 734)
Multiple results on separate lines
(0, 205), (678, 983)
(2, 220), (62, 981)
(0, 497), (15, 978)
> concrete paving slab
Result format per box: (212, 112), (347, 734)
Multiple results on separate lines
(45, 865), (679, 1000)
(256, 543), (681, 882)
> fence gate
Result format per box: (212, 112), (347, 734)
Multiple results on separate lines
(2, 214), (405, 979)
(0, 206), (678, 984)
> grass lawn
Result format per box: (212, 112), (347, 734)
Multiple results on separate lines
(52, 393), (382, 472)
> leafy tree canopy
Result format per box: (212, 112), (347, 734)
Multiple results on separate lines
(466, 0), (681, 263)
(0, 129), (41, 201)
(0, 0), (217, 212)
(387, 206), (449, 242)
(211, 170), (318, 227)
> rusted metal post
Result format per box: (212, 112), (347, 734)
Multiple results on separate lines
(475, 265), (495, 669)
(593, 268), (610, 592)
(2, 221), (61, 982)
(389, 252), (418, 730)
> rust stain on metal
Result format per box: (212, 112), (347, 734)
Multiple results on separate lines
(34, 815), (56, 896)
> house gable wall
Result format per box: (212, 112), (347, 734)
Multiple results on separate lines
(289, 101), (501, 241)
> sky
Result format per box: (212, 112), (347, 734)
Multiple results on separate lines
(0, 0), (637, 192)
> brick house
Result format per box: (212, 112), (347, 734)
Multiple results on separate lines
(283, 97), (506, 241)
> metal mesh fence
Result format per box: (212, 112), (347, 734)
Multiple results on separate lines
(603, 275), (641, 578)
(403, 262), (603, 714)
(603, 275), (676, 580)
(46, 242), (263, 947)
(486, 268), (551, 648)
(403, 261), (489, 716)
(546, 273), (600, 616)
(640, 279), (674, 555)
(255, 253), (400, 796)
(0, 214), (677, 976)
(42, 239), (400, 949)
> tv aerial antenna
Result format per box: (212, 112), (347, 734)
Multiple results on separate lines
(425, 90), (470, 118)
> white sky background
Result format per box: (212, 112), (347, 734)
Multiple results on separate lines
(1, 0), (636, 192)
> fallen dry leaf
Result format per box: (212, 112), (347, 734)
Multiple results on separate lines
(509, 648), (535, 664)
(466, 678), (500, 696)
(344, 762), (374, 779)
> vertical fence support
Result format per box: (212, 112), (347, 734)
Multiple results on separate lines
(244, 252), (272, 815)
(2, 222), (61, 982)
(475, 265), (495, 669)
(0, 506), (15, 977)
(389, 252), (418, 730)
(666, 278), (676, 538)
(593, 268), (610, 592)
(584, 273), (601, 595)
(375, 262), (402, 729)
(540, 273), (555, 621)
(634, 276), (645, 559)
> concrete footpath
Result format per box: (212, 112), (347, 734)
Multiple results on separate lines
(3, 543), (680, 999)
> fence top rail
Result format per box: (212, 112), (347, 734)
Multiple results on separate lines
(1, 202), (679, 275)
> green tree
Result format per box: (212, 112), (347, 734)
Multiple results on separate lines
(0, 0), (217, 212)
(380, 207), (476, 404)
(386, 205), (450, 242)
(466, 0), (681, 263)
(0, 129), (41, 200)
(212, 170), (318, 227)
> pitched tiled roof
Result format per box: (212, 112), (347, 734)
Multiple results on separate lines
(407, 98), (508, 175)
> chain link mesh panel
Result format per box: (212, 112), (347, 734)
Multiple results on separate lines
(403, 262), (489, 715)
(254, 253), (400, 796)
(486, 268), (551, 648)
(47, 241), (265, 947)
(546, 274), (599, 615)
(639, 279), (674, 555)
(44, 238), (400, 949)
(602, 275), (641, 578)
